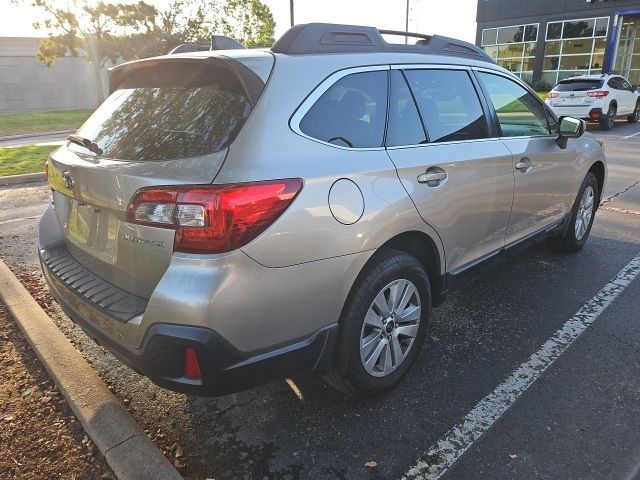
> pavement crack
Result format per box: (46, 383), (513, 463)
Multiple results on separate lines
(600, 179), (640, 206)
(216, 397), (256, 415)
(103, 433), (141, 454)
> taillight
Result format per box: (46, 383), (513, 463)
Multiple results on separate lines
(587, 91), (609, 98)
(546, 92), (559, 99)
(126, 179), (303, 253)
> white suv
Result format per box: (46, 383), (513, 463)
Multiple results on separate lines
(546, 74), (640, 130)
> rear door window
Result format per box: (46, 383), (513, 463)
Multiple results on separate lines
(477, 72), (551, 137)
(73, 62), (252, 161)
(299, 71), (388, 148)
(403, 69), (489, 143)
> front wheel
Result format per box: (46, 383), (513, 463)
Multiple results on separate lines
(627, 101), (640, 123)
(324, 249), (431, 397)
(599, 104), (616, 130)
(547, 172), (599, 253)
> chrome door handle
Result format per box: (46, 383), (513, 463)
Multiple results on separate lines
(417, 167), (448, 187)
(515, 157), (533, 173)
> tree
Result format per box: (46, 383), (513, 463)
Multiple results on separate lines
(27, 0), (276, 101)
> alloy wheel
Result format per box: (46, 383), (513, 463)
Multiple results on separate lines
(359, 279), (421, 377)
(575, 185), (595, 241)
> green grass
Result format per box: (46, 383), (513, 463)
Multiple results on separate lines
(0, 109), (93, 137)
(537, 92), (548, 101)
(0, 145), (58, 177)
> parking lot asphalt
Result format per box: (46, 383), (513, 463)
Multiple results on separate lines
(0, 121), (638, 480)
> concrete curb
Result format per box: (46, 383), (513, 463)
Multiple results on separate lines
(0, 129), (75, 142)
(0, 260), (183, 480)
(0, 172), (46, 186)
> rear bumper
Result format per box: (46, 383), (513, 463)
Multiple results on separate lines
(40, 250), (338, 395)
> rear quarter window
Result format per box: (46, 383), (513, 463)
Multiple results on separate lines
(299, 71), (388, 148)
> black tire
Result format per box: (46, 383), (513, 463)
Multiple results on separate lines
(547, 172), (599, 253)
(324, 249), (431, 397)
(599, 103), (616, 130)
(627, 100), (640, 123)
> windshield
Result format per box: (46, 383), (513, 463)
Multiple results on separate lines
(555, 79), (603, 92)
(72, 63), (251, 161)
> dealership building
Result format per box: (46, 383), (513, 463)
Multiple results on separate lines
(475, 0), (640, 87)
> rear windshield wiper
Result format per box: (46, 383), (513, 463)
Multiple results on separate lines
(67, 134), (103, 156)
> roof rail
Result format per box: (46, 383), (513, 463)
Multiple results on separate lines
(169, 35), (245, 54)
(271, 23), (494, 63)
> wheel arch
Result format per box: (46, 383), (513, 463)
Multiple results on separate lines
(588, 161), (606, 208)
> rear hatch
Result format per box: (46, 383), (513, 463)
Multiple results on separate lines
(550, 78), (604, 107)
(46, 52), (273, 298)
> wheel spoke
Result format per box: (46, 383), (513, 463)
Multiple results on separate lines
(361, 332), (382, 359)
(373, 291), (391, 317)
(395, 282), (415, 314)
(364, 337), (386, 371)
(399, 304), (421, 323)
(382, 342), (393, 375)
(388, 280), (404, 313)
(391, 335), (404, 366)
(364, 309), (383, 329)
(396, 323), (419, 338)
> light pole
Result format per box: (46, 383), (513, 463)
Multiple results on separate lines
(405, 0), (409, 44)
(290, 0), (295, 27)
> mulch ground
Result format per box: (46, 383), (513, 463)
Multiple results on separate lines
(0, 301), (113, 479)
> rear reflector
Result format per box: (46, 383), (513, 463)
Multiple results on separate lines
(546, 92), (559, 99)
(44, 161), (49, 181)
(591, 111), (601, 119)
(127, 179), (303, 253)
(183, 347), (201, 380)
(587, 91), (609, 98)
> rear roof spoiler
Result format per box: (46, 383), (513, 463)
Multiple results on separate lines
(271, 23), (493, 63)
(169, 35), (246, 54)
(107, 55), (265, 106)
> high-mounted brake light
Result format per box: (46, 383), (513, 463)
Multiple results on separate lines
(546, 92), (559, 99)
(126, 179), (303, 254)
(587, 91), (609, 98)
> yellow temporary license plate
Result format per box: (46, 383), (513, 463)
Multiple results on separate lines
(68, 202), (90, 244)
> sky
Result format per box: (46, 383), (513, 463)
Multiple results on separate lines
(0, 0), (478, 43)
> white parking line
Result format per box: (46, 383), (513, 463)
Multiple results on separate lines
(403, 252), (640, 480)
(621, 131), (640, 140)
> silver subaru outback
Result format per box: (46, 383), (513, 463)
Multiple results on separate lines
(39, 23), (606, 397)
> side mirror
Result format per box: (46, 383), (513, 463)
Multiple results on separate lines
(556, 116), (585, 149)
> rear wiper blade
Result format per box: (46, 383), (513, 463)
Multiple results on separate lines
(67, 134), (103, 156)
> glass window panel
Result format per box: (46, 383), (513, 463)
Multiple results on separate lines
(591, 55), (604, 70)
(477, 72), (550, 137)
(632, 55), (640, 69)
(594, 38), (607, 55)
(387, 73), (426, 147)
(547, 22), (562, 40)
(498, 59), (523, 72)
(562, 39), (594, 55)
(543, 56), (560, 70)
(523, 42), (537, 56)
(482, 28), (498, 46)
(628, 70), (640, 86)
(560, 55), (591, 70)
(634, 40), (640, 54)
(558, 71), (585, 82)
(404, 69), (489, 143)
(300, 71), (388, 148)
(520, 72), (534, 84)
(483, 46), (498, 60)
(594, 18), (608, 37)
(545, 41), (561, 55)
(521, 57), (535, 71)
(563, 19), (595, 39)
(541, 71), (558, 86)
(498, 44), (524, 58)
(498, 25), (524, 44)
(524, 25), (538, 42)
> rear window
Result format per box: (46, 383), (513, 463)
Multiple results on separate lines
(555, 79), (603, 91)
(73, 63), (251, 161)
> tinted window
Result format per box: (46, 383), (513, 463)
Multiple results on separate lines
(556, 79), (604, 91)
(547, 22), (562, 40)
(498, 25), (524, 44)
(524, 25), (538, 42)
(387, 73), (426, 147)
(619, 78), (633, 91)
(300, 71), (388, 148)
(608, 77), (622, 89)
(563, 19), (594, 39)
(478, 72), (551, 137)
(404, 70), (489, 143)
(74, 63), (251, 161)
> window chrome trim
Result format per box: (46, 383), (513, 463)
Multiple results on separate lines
(289, 65), (390, 151)
(386, 137), (500, 151)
